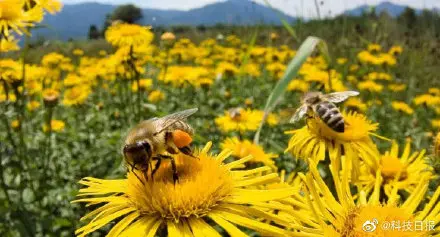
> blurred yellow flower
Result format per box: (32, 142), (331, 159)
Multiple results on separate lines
(358, 140), (432, 198)
(349, 64), (359, 72)
(434, 132), (440, 158)
(42, 88), (60, 107)
(105, 23), (154, 47)
(388, 45), (403, 55)
(160, 32), (176, 41)
(215, 108), (262, 133)
(63, 86), (90, 106)
(366, 72), (392, 81)
(74, 143), (296, 237)
(413, 94), (440, 106)
(388, 83), (407, 92)
(433, 119), (440, 128)
(358, 80), (383, 92)
(43, 119), (65, 132)
(287, 80), (309, 92)
(72, 49), (84, 56)
(221, 137), (278, 170)
(26, 100), (41, 111)
(270, 32), (279, 40)
(131, 78), (153, 92)
(0, 36), (20, 52)
(98, 50), (107, 56)
(336, 57), (347, 65)
(344, 97), (367, 112)
(11, 119), (20, 129)
(367, 43), (382, 52)
(216, 61), (239, 78)
(28, 0), (63, 14)
(392, 101), (414, 115)
(147, 90), (165, 103)
(429, 88), (440, 96)
(0, 0), (43, 37)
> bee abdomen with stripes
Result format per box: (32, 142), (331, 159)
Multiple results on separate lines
(315, 101), (345, 133)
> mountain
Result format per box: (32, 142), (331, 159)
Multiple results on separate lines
(343, 1), (413, 17)
(33, 0), (296, 40)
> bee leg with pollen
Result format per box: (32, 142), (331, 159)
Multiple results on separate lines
(156, 154), (179, 185)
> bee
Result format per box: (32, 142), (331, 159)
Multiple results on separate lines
(123, 108), (198, 184)
(228, 107), (243, 120)
(290, 91), (359, 133)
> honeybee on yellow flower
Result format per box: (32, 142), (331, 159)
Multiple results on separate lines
(123, 108), (198, 184)
(291, 91), (359, 133)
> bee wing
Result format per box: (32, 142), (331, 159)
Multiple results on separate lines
(153, 108), (198, 134)
(323, 91), (359, 103)
(290, 105), (308, 123)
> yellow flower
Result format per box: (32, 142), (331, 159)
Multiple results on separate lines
(434, 132), (440, 158)
(392, 101), (414, 115)
(98, 50), (107, 56)
(72, 49), (84, 56)
(215, 108), (261, 133)
(105, 23), (154, 47)
(160, 66), (210, 87)
(216, 61), (239, 78)
(221, 137), (278, 170)
(266, 62), (286, 80)
(0, 0), (43, 37)
(349, 64), (359, 72)
(26, 100), (41, 111)
(336, 57), (347, 65)
(63, 86), (90, 106)
(366, 72), (392, 81)
(43, 119), (65, 132)
(294, 158), (440, 236)
(63, 73), (83, 87)
(389, 45), (403, 55)
(11, 119), (20, 129)
(242, 63), (261, 77)
(286, 111), (381, 180)
(413, 94), (440, 107)
(270, 32), (279, 40)
(215, 108), (277, 133)
(429, 88), (440, 96)
(131, 78), (153, 92)
(368, 43), (382, 52)
(0, 36), (19, 52)
(432, 119), (440, 128)
(388, 83), (407, 92)
(147, 90), (165, 103)
(28, 0), (63, 14)
(42, 88), (60, 107)
(160, 32), (176, 41)
(287, 80), (309, 92)
(344, 97), (367, 112)
(358, 80), (383, 93)
(73, 143), (297, 237)
(357, 140), (432, 199)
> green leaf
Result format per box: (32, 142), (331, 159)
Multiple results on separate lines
(254, 36), (329, 144)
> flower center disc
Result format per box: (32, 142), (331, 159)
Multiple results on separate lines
(126, 151), (234, 221)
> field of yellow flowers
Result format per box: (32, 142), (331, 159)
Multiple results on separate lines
(1, 1), (440, 237)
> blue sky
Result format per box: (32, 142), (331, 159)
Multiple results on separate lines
(61, 0), (440, 17)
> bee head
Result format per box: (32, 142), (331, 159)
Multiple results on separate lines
(123, 141), (152, 170)
(301, 91), (322, 104)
